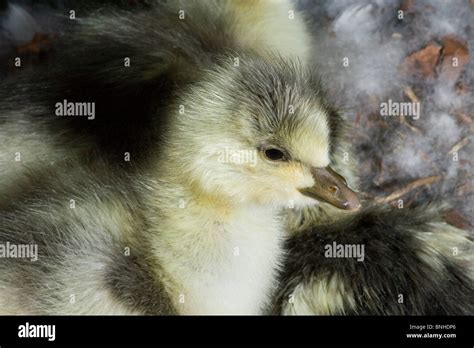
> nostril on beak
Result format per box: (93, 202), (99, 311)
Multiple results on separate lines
(329, 185), (339, 195)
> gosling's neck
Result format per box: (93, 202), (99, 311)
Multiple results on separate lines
(143, 167), (285, 314)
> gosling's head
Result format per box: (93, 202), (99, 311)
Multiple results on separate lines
(170, 55), (360, 211)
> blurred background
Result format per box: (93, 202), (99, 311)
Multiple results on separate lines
(0, 0), (472, 230)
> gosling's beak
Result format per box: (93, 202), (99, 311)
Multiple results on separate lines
(298, 166), (361, 211)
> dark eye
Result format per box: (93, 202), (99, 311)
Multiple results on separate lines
(262, 146), (288, 162)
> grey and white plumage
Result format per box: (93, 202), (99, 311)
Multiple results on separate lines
(0, 0), (472, 315)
